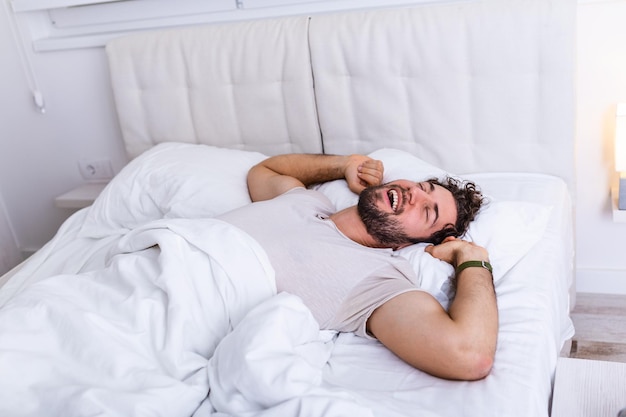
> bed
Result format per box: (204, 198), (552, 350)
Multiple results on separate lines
(0, 1), (576, 416)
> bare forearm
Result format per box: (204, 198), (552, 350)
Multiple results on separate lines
(247, 153), (383, 202)
(425, 240), (498, 379)
(247, 154), (349, 202)
(256, 154), (349, 186)
(447, 267), (498, 376)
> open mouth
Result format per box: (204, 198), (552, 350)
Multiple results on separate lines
(387, 189), (399, 212)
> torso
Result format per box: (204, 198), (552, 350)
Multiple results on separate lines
(218, 188), (422, 337)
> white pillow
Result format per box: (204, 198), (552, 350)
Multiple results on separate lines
(312, 148), (552, 306)
(78, 142), (267, 238)
(463, 200), (552, 280)
(395, 200), (552, 308)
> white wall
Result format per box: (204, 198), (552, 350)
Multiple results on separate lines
(0, 4), (128, 263)
(0, 1), (625, 293)
(575, 1), (626, 294)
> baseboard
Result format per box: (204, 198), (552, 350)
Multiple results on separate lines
(576, 268), (626, 295)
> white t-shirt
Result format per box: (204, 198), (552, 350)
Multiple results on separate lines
(218, 187), (423, 339)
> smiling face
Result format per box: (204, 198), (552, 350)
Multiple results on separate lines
(357, 179), (458, 248)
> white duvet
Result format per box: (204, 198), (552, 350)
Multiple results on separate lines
(0, 144), (574, 417)
(0, 217), (375, 417)
(0, 218), (278, 416)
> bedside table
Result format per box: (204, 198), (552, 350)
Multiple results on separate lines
(55, 183), (107, 209)
(551, 357), (626, 417)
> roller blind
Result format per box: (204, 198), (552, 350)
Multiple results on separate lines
(11, 0), (239, 51)
(10, 0), (461, 51)
(13, 0), (236, 30)
(48, 0), (235, 29)
(11, 0), (122, 13)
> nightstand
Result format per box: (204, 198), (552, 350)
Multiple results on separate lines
(551, 357), (626, 417)
(54, 183), (107, 209)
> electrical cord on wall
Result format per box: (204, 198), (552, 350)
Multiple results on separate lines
(2, 0), (46, 114)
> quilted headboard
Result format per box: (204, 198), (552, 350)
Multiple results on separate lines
(106, 0), (575, 187)
(105, 16), (321, 158)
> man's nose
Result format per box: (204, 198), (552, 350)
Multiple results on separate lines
(405, 184), (428, 206)
(411, 184), (432, 203)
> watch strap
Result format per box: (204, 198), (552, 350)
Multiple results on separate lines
(455, 260), (493, 275)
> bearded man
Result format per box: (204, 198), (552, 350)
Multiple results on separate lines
(217, 153), (496, 381)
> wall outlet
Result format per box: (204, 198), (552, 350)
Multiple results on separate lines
(78, 159), (113, 181)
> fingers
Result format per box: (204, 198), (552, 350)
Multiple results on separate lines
(425, 236), (456, 255)
(425, 240), (459, 264)
(357, 159), (384, 187)
(426, 238), (489, 266)
(345, 156), (384, 194)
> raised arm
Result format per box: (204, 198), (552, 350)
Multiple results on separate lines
(367, 238), (498, 381)
(246, 153), (384, 202)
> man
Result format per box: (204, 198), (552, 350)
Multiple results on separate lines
(218, 153), (497, 381)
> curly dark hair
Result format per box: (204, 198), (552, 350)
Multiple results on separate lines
(423, 176), (484, 245)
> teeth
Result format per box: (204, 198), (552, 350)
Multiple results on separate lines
(390, 189), (398, 211)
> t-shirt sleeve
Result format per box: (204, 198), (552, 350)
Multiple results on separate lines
(330, 263), (425, 340)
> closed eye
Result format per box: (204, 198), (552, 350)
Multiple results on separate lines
(432, 204), (439, 227)
(416, 181), (440, 227)
(424, 183), (439, 227)
(424, 207), (438, 226)
(418, 181), (435, 193)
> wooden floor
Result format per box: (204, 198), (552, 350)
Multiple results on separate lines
(568, 292), (626, 363)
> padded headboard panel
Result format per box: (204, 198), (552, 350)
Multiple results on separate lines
(106, 0), (575, 188)
(310, 0), (575, 181)
(106, 16), (322, 159)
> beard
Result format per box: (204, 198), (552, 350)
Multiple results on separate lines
(357, 185), (419, 248)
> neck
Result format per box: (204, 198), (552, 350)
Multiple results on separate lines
(329, 206), (382, 248)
